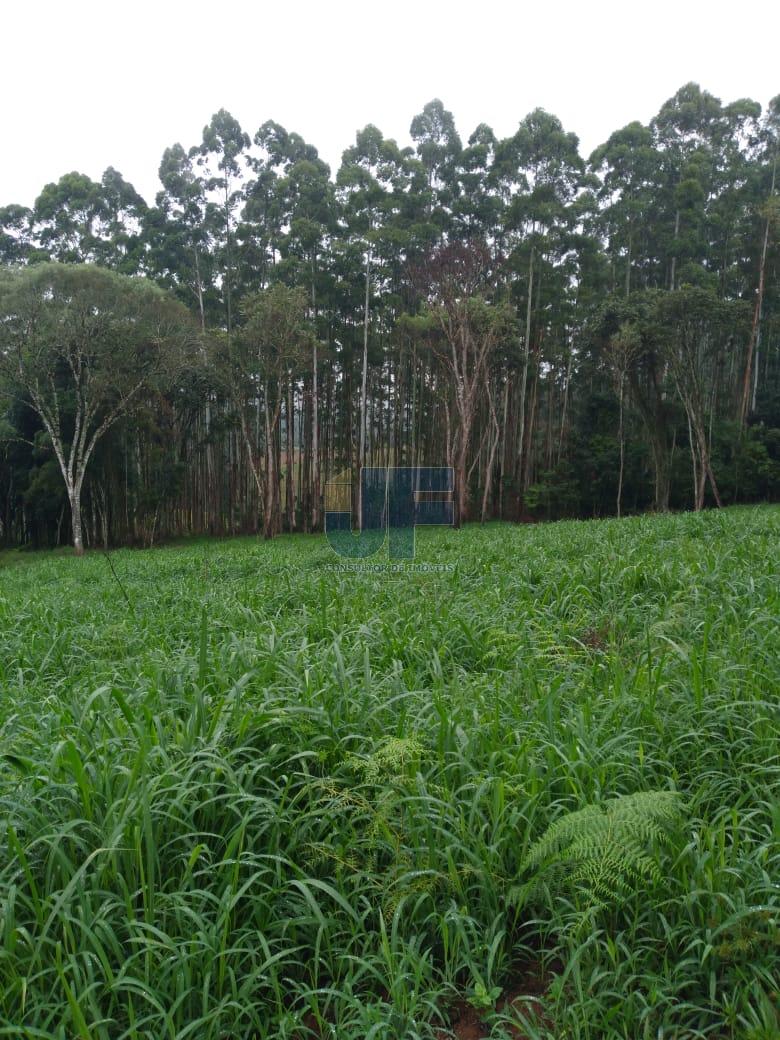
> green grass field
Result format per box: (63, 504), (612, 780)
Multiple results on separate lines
(0, 507), (778, 1039)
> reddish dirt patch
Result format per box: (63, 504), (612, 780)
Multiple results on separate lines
(434, 960), (554, 1039)
(434, 999), (488, 1039)
(579, 622), (611, 651)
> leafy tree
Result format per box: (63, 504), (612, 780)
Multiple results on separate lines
(225, 284), (312, 539)
(410, 98), (462, 232)
(33, 170), (146, 270)
(194, 110), (251, 335)
(0, 264), (194, 553)
(33, 172), (107, 263)
(740, 95), (780, 422)
(0, 205), (36, 265)
(146, 143), (215, 327)
(411, 240), (515, 525)
(590, 122), (659, 295)
(654, 286), (749, 509)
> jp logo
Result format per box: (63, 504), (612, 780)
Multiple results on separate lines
(325, 467), (454, 559)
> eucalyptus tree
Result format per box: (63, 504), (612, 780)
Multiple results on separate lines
(144, 141), (224, 535)
(33, 172), (109, 264)
(605, 321), (642, 516)
(654, 287), (749, 508)
(410, 98), (462, 236)
(594, 292), (676, 512)
(590, 122), (659, 295)
(226, 284), (312, 538)
(29, 168), (148, 272)
(651, 83), (726, 289)
(241, 121), (287, 289)
(0, 264), (194, 553)
(496, 109), (584, 497)
(708, 98), (763, 298)
(740, 95), (779, 422)
(337, 126), (410, 517)
(412, 240), (515, 525)
(283, 153), (337, 528)
(451, 123), (504, 241)
(0, 205), (36, 264)
(94, 168), (148, 272)
(194, 110), (251, 335)
(244, 124), (337, 528)
(147, 143), (215, 328)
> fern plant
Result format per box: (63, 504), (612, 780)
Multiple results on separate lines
(517, 790), (684, 908)
(347, 736), (424, 783)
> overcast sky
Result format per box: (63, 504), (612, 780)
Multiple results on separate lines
(2, 0), (778, 207)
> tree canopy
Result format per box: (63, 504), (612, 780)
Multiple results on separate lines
(1, 83), (778, 550)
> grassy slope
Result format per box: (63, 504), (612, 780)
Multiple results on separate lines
(0, 506), (777, 1039)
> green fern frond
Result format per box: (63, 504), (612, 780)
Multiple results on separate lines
(348, 736), (424, 783)
(520, 790), (684, 908)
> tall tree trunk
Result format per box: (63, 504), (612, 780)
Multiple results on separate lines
(311, 267), (320, 531)
(454, 428), (469, 528)
(687, 409), (700, 509)
(481, 378), (500, 523)
(312, 339), (320, 530)
(286, 381), (295, 531)
(358, 245), (371, 528)
(69, 485), (84, 556)
(740, 146), (777, 425)
(524, 355), (540, 494)
(616, 373), (625, 518)
(263, 382), (274, 540)
(516, 245), (534, 502)
(696, 417), (722, 509)
(224, 180), (233, 337)
(499, 373), (510, 518)
(651, 432), (671, 512)
(558, 340), (573, 465)
(670, 209), (680, 291)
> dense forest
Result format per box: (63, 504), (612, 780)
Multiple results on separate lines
(1, 81), (778, 551)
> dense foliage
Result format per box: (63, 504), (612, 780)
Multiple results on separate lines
(0, 84), (779, 548)
(0, 507), (777, 1037)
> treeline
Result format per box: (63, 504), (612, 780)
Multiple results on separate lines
(0, 82), (778, 550)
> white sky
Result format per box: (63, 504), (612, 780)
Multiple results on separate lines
(2, 0), (778, 208)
